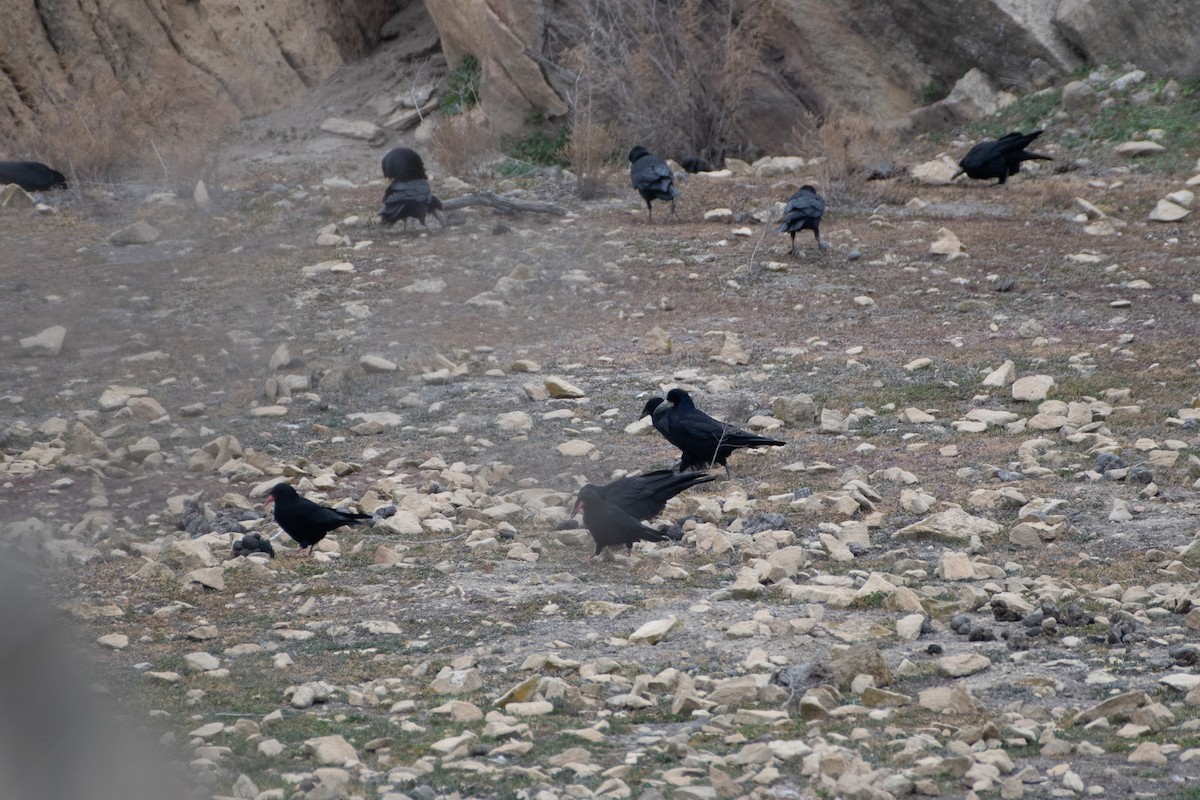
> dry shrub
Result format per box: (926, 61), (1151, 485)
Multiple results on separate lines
(793, 110), (900, 202)
(426, 110), (500, 179)
(550, 0), (770, 171)
(14, 58), (236, 187)
(563, 98), (620, 199)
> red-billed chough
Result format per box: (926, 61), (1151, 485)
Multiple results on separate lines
(952, 130), (1051, 185)
(573, 469), (714, 523)
(263, 483), (372, 555)
(655, 388), (786, 477)
(574, 485), (682, 557)
(777, 185), (826, 256)
(629, 146), (679, 222)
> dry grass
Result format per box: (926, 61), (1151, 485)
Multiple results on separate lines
(792, 110), (899, 203)
(551, 0), (771, 166)
(12, 60), (234, 187)
(426, 110), (500, 179)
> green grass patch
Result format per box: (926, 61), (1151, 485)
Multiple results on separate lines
(441, 55), (481, 115)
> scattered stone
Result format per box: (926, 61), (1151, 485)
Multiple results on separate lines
(1149, 199), (1191, 222)
(1115, 141), (1166, 158)
(20, 325), (66, 357)
(1012, 375), (1055, 401)
(545, 376), (585, 399)
(628, 616), (679, 645)
(109, 221), (160, 245)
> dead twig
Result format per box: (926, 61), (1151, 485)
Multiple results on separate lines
(440, 192), (568, 217)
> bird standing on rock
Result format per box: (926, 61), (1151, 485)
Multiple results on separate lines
(651, 388), (786, 477)
(952, 130), (1051, 185)
(573, 485), (682, 558)
(628, 146), (679, 222)
(777, 185), (826, 256)
(263, 483), (372, 556)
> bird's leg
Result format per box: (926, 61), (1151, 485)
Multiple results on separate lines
(670, 198), (676, 217)
(788, 232), (796, 257)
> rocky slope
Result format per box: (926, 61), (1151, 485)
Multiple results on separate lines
(1, 64), (1200, 799)
(4, 0), (1199, 162)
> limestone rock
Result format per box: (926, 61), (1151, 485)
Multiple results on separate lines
(305, 734), (359, 766)
(910, 155), (961, 185)
(108, 221), (159, 245)
(892, 505), (1000, 542)
(628, 616), (679, 645)
(1149, 199), (1191, 222)
(20, 325), (66, 357)
(1012, 375), (1055, 401)
(544, 376), (585, 399)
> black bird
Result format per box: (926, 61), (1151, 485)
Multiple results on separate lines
(679, 156), (711, 174)
(0, 161), (67, 191)
(777, 185), (826, 256)
(263, 483), (372, 555)
(379, 147), (445, 231)
(640, 397), (671, 437)
(573, 485), (682, 558)
(952, 130), (1051, 185)
(574, 469), (715, 522)
(628, 146), (679, 221)
(656, 388), (786, 477)
(231, 532), (275, 559)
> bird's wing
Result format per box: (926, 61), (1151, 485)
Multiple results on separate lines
(383, 179), (434, 205)
(631, 157), (677, 193)
(783, 192), (824, 221)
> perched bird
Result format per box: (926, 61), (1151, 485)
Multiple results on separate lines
(574, 469), (715, 522)
(263, 483), (372, 555)
(573, 485), (682, 558)
(777, 185), (826, 256)
(628, 146), (679, 221)
(231, 532), (275, 559)
(0, 161), (67, 191)
(655, 388), (786, 477)
(379, 147), (445, 231)
(952, 130), (1051, 185)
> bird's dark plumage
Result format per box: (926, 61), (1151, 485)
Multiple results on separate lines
(264, 483), (372, 555)
(574, 485), (681, 557)
(680, 156), (711, 174)
(381, 147), (427, 181)
(574, 469), (715, 522)
(777, 185), (825, 255)
(953, 130), (1051, 185)
(379, 147), (445, 231)
(655, 388), (786, 477)
(232, 532), (275, 559)
(0, 161), (67, 191)
(629, 146), (679, 221)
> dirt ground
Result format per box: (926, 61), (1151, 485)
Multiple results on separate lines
(2, 105), (1200, 800)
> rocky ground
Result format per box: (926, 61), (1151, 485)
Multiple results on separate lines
(3, 68), (1200, 800)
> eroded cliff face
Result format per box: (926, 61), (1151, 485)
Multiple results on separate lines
(2, 0), (1197, 163)
(0, 0), (396, 143)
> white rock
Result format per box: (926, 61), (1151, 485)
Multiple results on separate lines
(20, 325), (66, 357)
(629, 616), (679, 644)
(359, 355), (397, 373)
(1114, 141), (1166, 158)
(1011, 375), (1055, 401)
(1149, 199), (1191, 222)
(930, 227), (964, 256)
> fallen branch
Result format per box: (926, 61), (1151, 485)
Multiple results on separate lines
(441, 191), (568, 217)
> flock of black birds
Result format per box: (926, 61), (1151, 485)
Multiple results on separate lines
(247, 388), (786, 560)
(0, 135), (1051, 560)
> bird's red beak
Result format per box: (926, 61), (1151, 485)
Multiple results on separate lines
(572, 499), (584, 516)
(263, 495), (275, 508)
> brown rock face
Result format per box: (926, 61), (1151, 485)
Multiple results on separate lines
(1054, 0), (1200, 79)
(0, 0), (395, 143)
